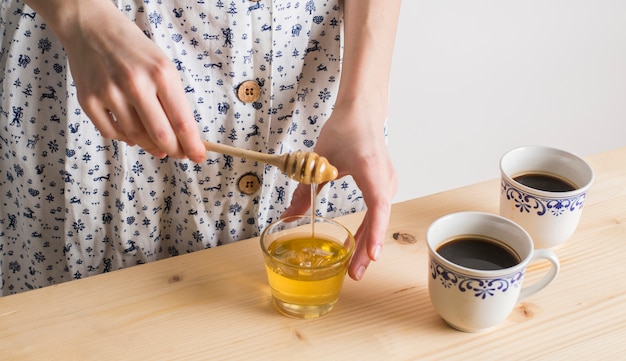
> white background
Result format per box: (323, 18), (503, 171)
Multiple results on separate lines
(388, 0), (626, 202)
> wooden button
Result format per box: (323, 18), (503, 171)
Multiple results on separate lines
(237, 80), (261, 103)
(238, 173), (261, 195)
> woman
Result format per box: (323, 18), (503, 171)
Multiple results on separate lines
(0, 0), (400, 296)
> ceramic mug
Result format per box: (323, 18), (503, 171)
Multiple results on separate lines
(427, 211), (560, 332)
(499, 145), (594, 249)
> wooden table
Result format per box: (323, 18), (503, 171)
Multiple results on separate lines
(2, 147), (625, 360)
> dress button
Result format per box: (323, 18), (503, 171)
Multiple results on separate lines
(237, 80), (261, 103)
(238, 173), (262, 195)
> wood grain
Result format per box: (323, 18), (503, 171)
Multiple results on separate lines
(1, 147), (625, 360)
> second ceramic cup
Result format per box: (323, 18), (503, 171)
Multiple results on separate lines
(499, 145), (594, 249)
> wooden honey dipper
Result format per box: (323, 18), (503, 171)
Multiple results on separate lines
(202, 140), (338, 184)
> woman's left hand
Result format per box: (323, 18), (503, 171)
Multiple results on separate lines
(282, 100), (398, 281)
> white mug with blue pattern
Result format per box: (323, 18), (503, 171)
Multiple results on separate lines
(500, 145), (594, 249)
(427, 212), (560, 333)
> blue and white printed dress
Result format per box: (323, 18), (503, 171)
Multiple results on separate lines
(0, 0), (364, 296)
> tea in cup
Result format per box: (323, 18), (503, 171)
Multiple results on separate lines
(260, 215), (355, 319)
(427, 211), (560, 332)
(499, 145), (594, 249)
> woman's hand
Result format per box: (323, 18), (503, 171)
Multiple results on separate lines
(26, 0), (206, 162)
(282, 100), (399, 281)
(282, 0), (401, 281)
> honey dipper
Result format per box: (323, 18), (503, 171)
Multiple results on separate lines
(202, 140), (338, 184)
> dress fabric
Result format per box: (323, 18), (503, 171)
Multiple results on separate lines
(0, 0), (365, 296)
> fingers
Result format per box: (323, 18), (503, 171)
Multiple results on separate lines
(129, 95), (181, 159)
(113, 104), (168, 159)
(77, 55), (202, 161)
(281, 182), (314, 218)
(344, 152), (397, 281)
(81, 83), (203, 161)
(347, 202), (391, 281)
(84, 94), (169, 159)
(156, 80), (206, 163)
(120, 65), (203, 160)
(88, 107), (127, 142)
(82, 95), (135, 146)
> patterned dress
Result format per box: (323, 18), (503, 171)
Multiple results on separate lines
(0, 0), (364, 296)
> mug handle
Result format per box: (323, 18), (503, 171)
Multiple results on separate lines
(519, 249), (560, 300)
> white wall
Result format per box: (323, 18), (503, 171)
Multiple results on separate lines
(388, 0), (626, 202)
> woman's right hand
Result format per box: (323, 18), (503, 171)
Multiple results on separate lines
(25, 0), (206, 162)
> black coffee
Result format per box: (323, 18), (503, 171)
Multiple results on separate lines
(436, 235), (521, 270)
(513, 172), (577, 192)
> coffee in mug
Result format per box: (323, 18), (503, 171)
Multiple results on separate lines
(512, 172), (577, 192)
(427, 212), (560, 332)
(436, 235), (521, 271)
(500, 145), (594, 249)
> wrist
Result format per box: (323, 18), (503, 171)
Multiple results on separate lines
(23, 0), (77, 35)
(23, 0), (114, 45)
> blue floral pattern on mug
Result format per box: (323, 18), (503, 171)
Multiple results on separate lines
(501, 179), (587, 217)
(430, 259), (524, 299)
